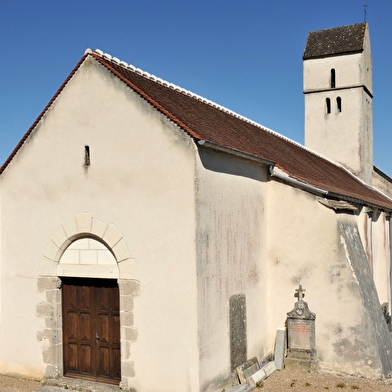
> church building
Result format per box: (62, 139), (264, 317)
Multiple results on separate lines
(1, 22), (392, 391)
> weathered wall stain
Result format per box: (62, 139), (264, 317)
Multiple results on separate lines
(338, 218), (392, 376)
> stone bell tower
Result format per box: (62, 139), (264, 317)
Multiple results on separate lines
(303, 23), (373, 184)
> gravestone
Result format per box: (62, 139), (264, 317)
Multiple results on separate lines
(285, 285), (319, 371)
(246, 368), (266, 387)
(230, 293), (247, 371)
(236, 357), (259, 384)
(262, 361), (277, 377)
(274, 327), (286, 370)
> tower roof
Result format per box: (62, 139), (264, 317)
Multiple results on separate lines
(303, 22), (367, 59)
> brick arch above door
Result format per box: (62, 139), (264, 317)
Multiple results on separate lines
(40, 212), (135, 279)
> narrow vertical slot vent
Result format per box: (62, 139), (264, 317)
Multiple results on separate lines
(84, 145), (91, 167)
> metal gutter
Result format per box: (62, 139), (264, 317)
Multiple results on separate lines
(270, 166), (392, 211)
(198, 140), (392, 212)
(198, 140), (328, 196)
(269, 165), (329, 196)
(197, 140), (275, 166)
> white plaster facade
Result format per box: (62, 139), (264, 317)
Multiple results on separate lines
(0, 58), (199, 391)
(0, 22), (392, 392)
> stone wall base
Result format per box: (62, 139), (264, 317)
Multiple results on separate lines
(284, 349), (319, 371)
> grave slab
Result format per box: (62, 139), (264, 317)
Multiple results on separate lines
(236, 357), (259, 384)
(274, 328), (286, 370)
(262, 361), (277, 377)
(246, 368), (266, 387)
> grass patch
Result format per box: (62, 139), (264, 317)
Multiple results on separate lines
(336, 382), (347, 388)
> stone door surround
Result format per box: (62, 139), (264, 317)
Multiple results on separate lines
(37, 213), (139, 391)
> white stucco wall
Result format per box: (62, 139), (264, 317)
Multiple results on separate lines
(195, 148), (268, 392)
(266, 180), (391, 377)
(266, 183), (337, 354)
(357, 208), (391, 311)
(0, 57), (200, 391)
(304, 53), (365, 92)
(304, 87), (372, 182)
(357, 208), (373, 272)
(371, 211), (391, 308)
(361, 25), (373, 93)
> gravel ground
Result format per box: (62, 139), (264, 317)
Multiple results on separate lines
(255, 369), (392, 391)
(0, 374), (41, 392)
(1, 370), (392, 391)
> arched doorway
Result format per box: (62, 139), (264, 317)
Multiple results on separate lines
(38, 213), (139, 391)
(60, 238), (120, 384)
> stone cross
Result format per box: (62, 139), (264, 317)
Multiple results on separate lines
(285, 285), (318, 371)
(295, 285), (305, 301)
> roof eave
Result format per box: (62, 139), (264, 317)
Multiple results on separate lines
(198, 139), (275, 166)
(303, 49), (364, 60)
(327, 191), (392, 213)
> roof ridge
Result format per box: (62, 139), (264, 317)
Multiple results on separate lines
(313, 21), (366, 32)
(89, 48), (312, 151)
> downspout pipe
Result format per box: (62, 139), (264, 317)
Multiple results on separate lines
(269, 165), (329, 196)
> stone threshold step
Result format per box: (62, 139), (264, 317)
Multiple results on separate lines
(41, 377), (121, 392)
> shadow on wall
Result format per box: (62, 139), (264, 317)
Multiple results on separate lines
(198, 147), (267, 182)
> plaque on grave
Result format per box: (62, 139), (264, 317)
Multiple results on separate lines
(285, 285), (319, 371)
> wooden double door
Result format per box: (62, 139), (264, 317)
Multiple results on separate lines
(62, 278), (121, 384)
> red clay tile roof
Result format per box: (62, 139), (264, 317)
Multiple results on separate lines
(303, 23), (367, 60)
(2, 48), (392, 211)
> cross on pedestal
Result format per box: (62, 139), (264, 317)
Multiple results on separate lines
(295, 285), (306, 301)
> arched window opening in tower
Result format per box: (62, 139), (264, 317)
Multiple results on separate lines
(326, 98), (331, 114)
(331, 69), (336, 88)
(337, 97), (342, 113)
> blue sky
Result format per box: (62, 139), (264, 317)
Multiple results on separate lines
(1, 1), (392, 174)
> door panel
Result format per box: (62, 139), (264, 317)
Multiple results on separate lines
(68, 343), (78, 371)
(68, 312), (78, 340)
(62, 278), (121, 384)
(80, 344), (92, 374)
(112, 346), (121, 380)
(80, 312), (91, 340)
